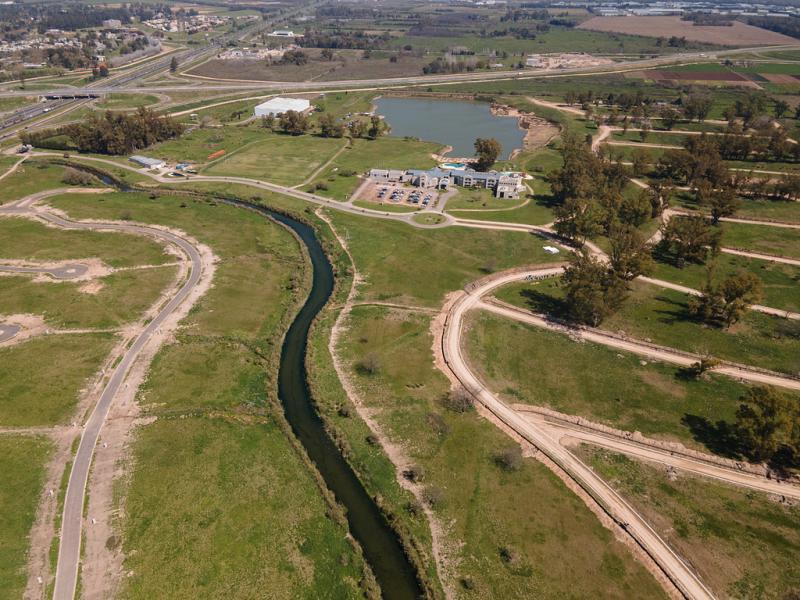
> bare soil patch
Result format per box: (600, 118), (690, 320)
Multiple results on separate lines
(578, 16), (798, 46)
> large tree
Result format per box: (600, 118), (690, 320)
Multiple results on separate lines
(658, 215), (721, 267)
(689, 269), (763, 327)
(736, 387), (798, 464)
(561, 250), (628, 326)
(279, 110), (309, 135)
(608, 225), (653, 281)
(553, 196), (604, 245)
(474, 137), (501, 171)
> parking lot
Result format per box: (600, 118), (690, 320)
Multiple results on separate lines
(355, 179), (440, 209)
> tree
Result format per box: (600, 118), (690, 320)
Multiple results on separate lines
(169, 56), (178, 73)
(658, 216), (721, 267)
(639, 121), (651, 143)
(319, 113), (344, 138)
(279, 110), (309, 135)
(348, 119), (367, 139)
(682, 92), (713, 122)
(261, 114), (275, 130)
(357, 352), (381, 375)
(736, 387), (796, 463)
(707, 185), (741, 224)
(474, 137), (501, 171)
(631, 148), (651, 177)
(689, 269), (763, 327)
(660, 106), (681, 130)
(774, 98), (789, 119)
(321, 48), (334, 61)
(368, 115), (384, 139)
(619, 189), (652, 227)
(562, 250), (628, 326)
(553, 196), (604, 245)
(608, 225), (653, 281)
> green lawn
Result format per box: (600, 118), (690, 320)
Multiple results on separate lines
(496, 279), (800, 375)
(0, 333), (116, 426)
(464, 311), (793, 454)
(0, 436), (52, 600)
(735, 199), (800, 223)
(722, 221), (800, 259)
(0, 266), (177, 329)
(334, 305), (665, 598)
(311, 137), (442, 201)
(0, 217), (170, 268)
(581, 447), (800, 599)
(204, 134), (346, 187)
(325, 209), (559, 307)
(146, 126), (266, 164)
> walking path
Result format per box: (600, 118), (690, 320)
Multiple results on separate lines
(0, 188), (215, 600)
(439, 267), (717, 600)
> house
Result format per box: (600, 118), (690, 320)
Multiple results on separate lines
(253, 97), (311, 118)
(130, 155), (165, 169)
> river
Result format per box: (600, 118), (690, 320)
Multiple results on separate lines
(267, 208), (424, 600)
(374, 96), (525, 159)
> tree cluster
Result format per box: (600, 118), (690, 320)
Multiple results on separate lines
(688, 268), (763, 328)
(21, 108), (183, 155)
(657, 216), (721, 268)
(735, 387), (800, 469)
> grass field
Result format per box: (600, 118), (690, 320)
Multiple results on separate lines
(581, 447), (800, 599)
(310, 137), (442, 201)
(0, 435), (52, 600)
(0, 217), (170, 269)
(0, 162), (100, 205)
(0, 333), (116, 426)
(651, 254), (800, 313)
(94, 93), (160, 110)
(496, 279), (800, 375)
(47, 190), (372, 596)
(464, 311), (794, 453)
(204, 135), (346, 187)
(735, 199), (800, 223)
(722, 221), (800, 259)
(121, 417), (365, 600)
(146, 126), (265, 164)
(335, 305), (665, 598)
(0, 266), (177, 329)
(325, 210), (559, 306)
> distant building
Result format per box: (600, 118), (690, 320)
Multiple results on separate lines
(102, 19), (122, 29)
(253, 97), (311, 117)
(369, 167), (525, 199)
(130, 155), (165, 169)
(269, 29), (297, 37)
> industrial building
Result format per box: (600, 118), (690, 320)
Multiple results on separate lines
(253, 97), (311, 118)
(129, 155), (166, 169)
(368, 167), (525, 199)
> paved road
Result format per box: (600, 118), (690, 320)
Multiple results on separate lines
(0, 189), (205, 600)
(440, 267), (717, 600)
(1, 44), (798, 99)
(0, 263), (88, 280)
(0, 323), (20, 343)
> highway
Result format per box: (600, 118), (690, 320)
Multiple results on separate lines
(0, 188), (208, 600)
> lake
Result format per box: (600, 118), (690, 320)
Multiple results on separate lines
(374, 97), (525, 159)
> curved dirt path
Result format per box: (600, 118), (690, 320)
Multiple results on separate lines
(0, 188), (215, 600)
(439, 267), (717, 600)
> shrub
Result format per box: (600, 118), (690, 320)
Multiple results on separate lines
(403, 464), (425, 483)
(441, 386), (474, 413)
(422, 486), (444, 507)
(356, 352), (381, 375)
(495, 446), (523, 472)
(61, 167), (95, 186)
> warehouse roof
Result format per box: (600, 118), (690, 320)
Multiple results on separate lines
(254, 97), (311, 114)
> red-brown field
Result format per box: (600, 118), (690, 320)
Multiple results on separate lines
(578, 16), (798, 46)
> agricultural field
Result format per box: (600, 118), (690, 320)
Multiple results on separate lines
(578, 16), (798, 46)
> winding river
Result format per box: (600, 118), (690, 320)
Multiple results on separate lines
(250, 205), (424, 600)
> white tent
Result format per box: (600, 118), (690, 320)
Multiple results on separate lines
(254, 97), (311, 117)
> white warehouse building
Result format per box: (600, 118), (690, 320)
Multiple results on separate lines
(253, 97), (311, 118)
